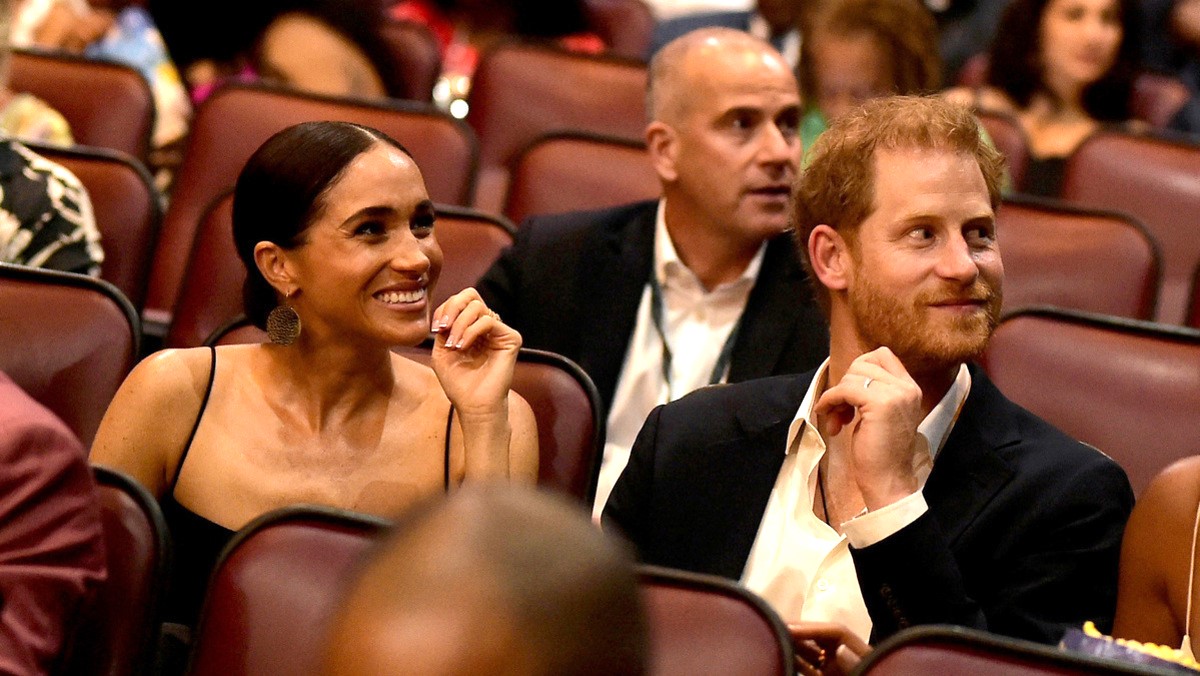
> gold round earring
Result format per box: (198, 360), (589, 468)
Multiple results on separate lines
(266, 290), (301, 345)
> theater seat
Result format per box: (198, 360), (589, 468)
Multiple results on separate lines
(0, 264), (139, 446)
(188, 506), (386, 676)
(466, 42), (647, 212)
(61, 466), (170, 676)
(10, 49), (154, 160)
(998, 196), (1159, 320)
(585, 0), (656, 59)
(857, 625), (1154, 675)
(1060, 131), (1200, 324)
(377, 19), (442, 101)
(975, 110), (1029, 192)
(639, 565), (794, 676)
(980, 307), (1200, 495)
(503, 132), (659, 224)
(24, 141), (162, 310)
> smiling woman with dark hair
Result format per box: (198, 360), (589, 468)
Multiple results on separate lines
(90, 121), (538, 632)
(944, 0), (1141, 196)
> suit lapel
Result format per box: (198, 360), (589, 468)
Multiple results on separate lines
(728, 235), (810, 381)
(576, 202), (657, 409)
(923, 367), (1019, 545)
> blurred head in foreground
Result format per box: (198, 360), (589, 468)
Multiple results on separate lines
(323, 485), (649, 676)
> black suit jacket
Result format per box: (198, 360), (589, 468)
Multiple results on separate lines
(603, 365), (1134, 645)
(476, 200), (829, 412)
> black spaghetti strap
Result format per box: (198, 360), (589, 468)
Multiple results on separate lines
(170, 346), (217, 491)
(443, 405), (455, 492)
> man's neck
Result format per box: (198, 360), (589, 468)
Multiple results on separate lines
(662, 209), (762, 291)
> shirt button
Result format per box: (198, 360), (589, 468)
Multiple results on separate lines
(816, 578), (830, 592)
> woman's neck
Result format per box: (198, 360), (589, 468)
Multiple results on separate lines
(263, 338), (399, 432)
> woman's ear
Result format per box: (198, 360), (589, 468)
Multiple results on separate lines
(253, 241), (298, 295)
(645, 121), (679, 183)
(808, 224), (852, 293)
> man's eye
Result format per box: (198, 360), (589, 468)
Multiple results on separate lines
(967, 227), (995, 243)
(909, 227), (935, 241)
(411, 213), (436, 235)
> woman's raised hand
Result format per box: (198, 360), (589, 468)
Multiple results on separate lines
(429, 288), (522, 417)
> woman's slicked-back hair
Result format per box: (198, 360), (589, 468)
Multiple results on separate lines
(986, 0), (1141, 120)
(232, 121), (412, 329)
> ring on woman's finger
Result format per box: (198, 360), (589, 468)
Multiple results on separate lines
(863, 376), (874, 390)
(489, 310), (501, 322)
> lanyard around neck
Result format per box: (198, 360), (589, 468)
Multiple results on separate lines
(648, 273), (743, 397)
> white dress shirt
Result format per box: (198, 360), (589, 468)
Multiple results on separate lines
(592, 200), (765, 519)
(741, 360), (972, 640)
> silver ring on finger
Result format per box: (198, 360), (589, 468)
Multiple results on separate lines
(863, 376), (874, 390)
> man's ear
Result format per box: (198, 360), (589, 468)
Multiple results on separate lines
(645, 120), (679, 183)
(808, 224), (852, 292)
(253, 241), (298, 295)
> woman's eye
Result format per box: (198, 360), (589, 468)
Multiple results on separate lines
(354, 221), (385, 237)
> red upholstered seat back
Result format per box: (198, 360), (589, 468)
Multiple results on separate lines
(998, 196), (1160, 320)
(0, 265), (138, 446)
(858, 625), (1155, 675)
(1060, 130), (1200, 324)
(639, 566), (794, 676)
(980, 308), (1200, 495)
(466, 42), (647, 212)
(10, 49), (154, 160)
(25, 141), (162, 310)
(61, 466), (169, 676)
(188, 507), (386, 676)
(503, 132), (660, 224)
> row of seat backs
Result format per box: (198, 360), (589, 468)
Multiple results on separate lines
(187, 504), (794, 676)
(857, 625), (1166, 675)
(10, 48), (154, 161)
(79, 465), (1171, 676)
(974, 115), (1200, 325)
(981, 307), (1200, 496)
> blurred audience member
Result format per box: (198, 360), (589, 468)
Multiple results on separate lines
(649, 0), (815, 67)
(149, 0), (401, 103)
(0, 136), (101, 275)
(1113, 456), (1200, 654)
(799, 0), (941, 153)
(390, 0), (604, 111)
(90, 121), (537, 637)
(476, 28), (828, 520)
(0, 370), (106, 676)
(944, 0), (1140, 196)
(1137, 0), (1200, 135)
(0, 0), (70, 144)
(323, 486), (647, 676)
(11, 0), (191, 150)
